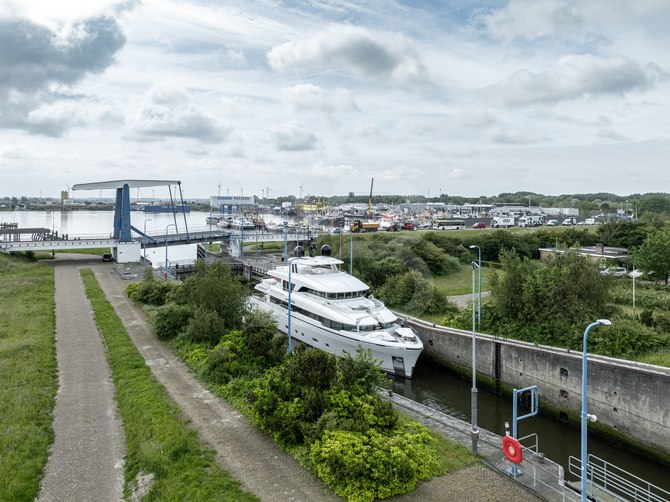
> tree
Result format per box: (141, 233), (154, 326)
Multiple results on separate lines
(635, 228), (670, 284)
(489, 250), (611, 346)
(172, 261), (247, 331)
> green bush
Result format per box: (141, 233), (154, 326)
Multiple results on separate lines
(589, 319), (666, 358)
(126, 277), (174, 306)
(185, 307), (227, 344)
(309, 423), (440, 502)
(153, 303), (193, 340)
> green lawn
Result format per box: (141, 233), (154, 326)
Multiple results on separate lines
(0, 254), (57, 502)
(432, 264), (496, 296)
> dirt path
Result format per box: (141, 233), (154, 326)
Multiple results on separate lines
(38, 258), (125, 502)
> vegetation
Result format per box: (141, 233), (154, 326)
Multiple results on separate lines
(81, 269), (257, 501)
(128, 263), (475, 501)
(0, 254), (57, 502)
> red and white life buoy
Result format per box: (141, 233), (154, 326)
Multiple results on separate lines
(502, 436), (523, 464)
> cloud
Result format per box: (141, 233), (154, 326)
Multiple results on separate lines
(483, 54), (665, 105)
(267, 24), (431, 86)
(267, 121), (319, 151)
(127, 86), (231, 143)
(281, 83), (359, 113)
(596, 128), (627, 141)
(0, 16), (126, 92)
(0, 14), (126, 134)
(476, 0), (582, 42)
(447, 168), (470, 179)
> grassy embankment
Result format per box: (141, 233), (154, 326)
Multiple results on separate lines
(79, 269), (258, 501)
(0, 254), (57, 501)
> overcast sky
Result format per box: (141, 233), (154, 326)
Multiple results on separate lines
(1, 0), (669, 199)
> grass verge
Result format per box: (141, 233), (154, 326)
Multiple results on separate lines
(0, 254), (57, 501)
(432, 263), (495, 296)
(79, 269), (258, 501)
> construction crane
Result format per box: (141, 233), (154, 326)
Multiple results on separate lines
(367, 178), (374, 219)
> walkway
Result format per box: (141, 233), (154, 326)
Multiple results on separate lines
(38, 257), (125, 502)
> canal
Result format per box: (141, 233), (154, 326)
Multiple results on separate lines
(392, 358), (670, 494)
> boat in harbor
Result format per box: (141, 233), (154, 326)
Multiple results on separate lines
(230, 217), (255, 230)
(248, 246), (423, 377)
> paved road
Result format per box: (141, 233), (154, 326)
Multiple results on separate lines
(38, 257), (125, 502)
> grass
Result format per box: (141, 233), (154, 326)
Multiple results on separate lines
(432, 263), (496, 296)
(33, 248), (111, 259)
(637, 348), (670, 366)
(80, 269), (258, 501)
(0, 254), (57, 502)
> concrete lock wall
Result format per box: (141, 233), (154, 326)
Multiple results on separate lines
(406, 317), (670, 459)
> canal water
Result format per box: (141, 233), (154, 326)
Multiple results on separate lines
(393, 358), (670, 493)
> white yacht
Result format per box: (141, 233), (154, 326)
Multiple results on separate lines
(230, 217), (255, 230)
(248, 248), (423, 377)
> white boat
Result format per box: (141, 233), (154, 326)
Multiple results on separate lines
(248, 250), (423, 377)
(230, 217), (255, 230)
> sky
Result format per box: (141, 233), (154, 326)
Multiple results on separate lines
(1, 0), (669, 200)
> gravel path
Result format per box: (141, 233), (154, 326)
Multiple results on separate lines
(38, 258), (125, 502)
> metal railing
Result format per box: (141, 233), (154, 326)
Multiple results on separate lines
(488, 433), (581, 502)
(569, 454), (670, 502)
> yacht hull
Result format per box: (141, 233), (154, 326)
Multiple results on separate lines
(249, 295), (421, 378)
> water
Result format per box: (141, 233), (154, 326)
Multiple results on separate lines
(393, 358), (670, 493)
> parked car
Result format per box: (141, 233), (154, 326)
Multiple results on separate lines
(330, 227), (342, 234)
(601, 266), (627, 277)
(472, 222), (487, 229)
(546, 219), (559, 226)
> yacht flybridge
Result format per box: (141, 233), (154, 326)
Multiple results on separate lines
(248, 246), (423, 377)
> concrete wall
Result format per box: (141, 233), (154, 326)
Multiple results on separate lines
(406, 317), (670, 459)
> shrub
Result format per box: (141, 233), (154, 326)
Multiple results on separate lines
(126, 277), (174, 306)
(185, 306), (227, 344)
(589, 319), (666, 358)
(153, 303), (193, 340)
(309, 423), (440, 502)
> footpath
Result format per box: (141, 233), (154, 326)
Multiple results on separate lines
(45, 256), (541, 501)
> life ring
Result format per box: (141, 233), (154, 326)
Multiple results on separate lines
(502, 436), (523, 464)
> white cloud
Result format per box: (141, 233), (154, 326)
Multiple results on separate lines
(281, 83), (358, 113)
(483, 54), (665, 105)
(127, 86), (231, 143)
(447, 168), (470, 179)
(267, 121), (319, 151)
(267, 24), (431, 86)
(477, 0), (582, 42)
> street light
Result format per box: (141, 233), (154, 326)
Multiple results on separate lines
(349, 225), (353, 275)
(286, 255), (302, 354)
(165, 223), (176, 281)
(581, 319), (611, 502)
(629, 270), (643, 316)
(143, 218), (152, 264)
(471, 260), (480, 455)
(469, 245), (481, 330)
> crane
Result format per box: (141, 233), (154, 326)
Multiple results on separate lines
(367, 178), (374, 219)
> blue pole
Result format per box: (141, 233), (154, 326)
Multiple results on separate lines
(581, 319), (611, 501)
(471, 261), (479, 454)
(469, 245), (481, 330)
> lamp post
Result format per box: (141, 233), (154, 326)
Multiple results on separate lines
(165, 223), (176, 281)
(471, 260), (480, 454)
(469, 245), (481, 330)
(581, 319), (611, 502)
(143, 218), (152, 264)
(629, 270), (643, 316)
(286, 256), (300, 354)
(349, 226), (353, 275)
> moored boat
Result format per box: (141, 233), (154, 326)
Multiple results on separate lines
(248, 246), (423, 377)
